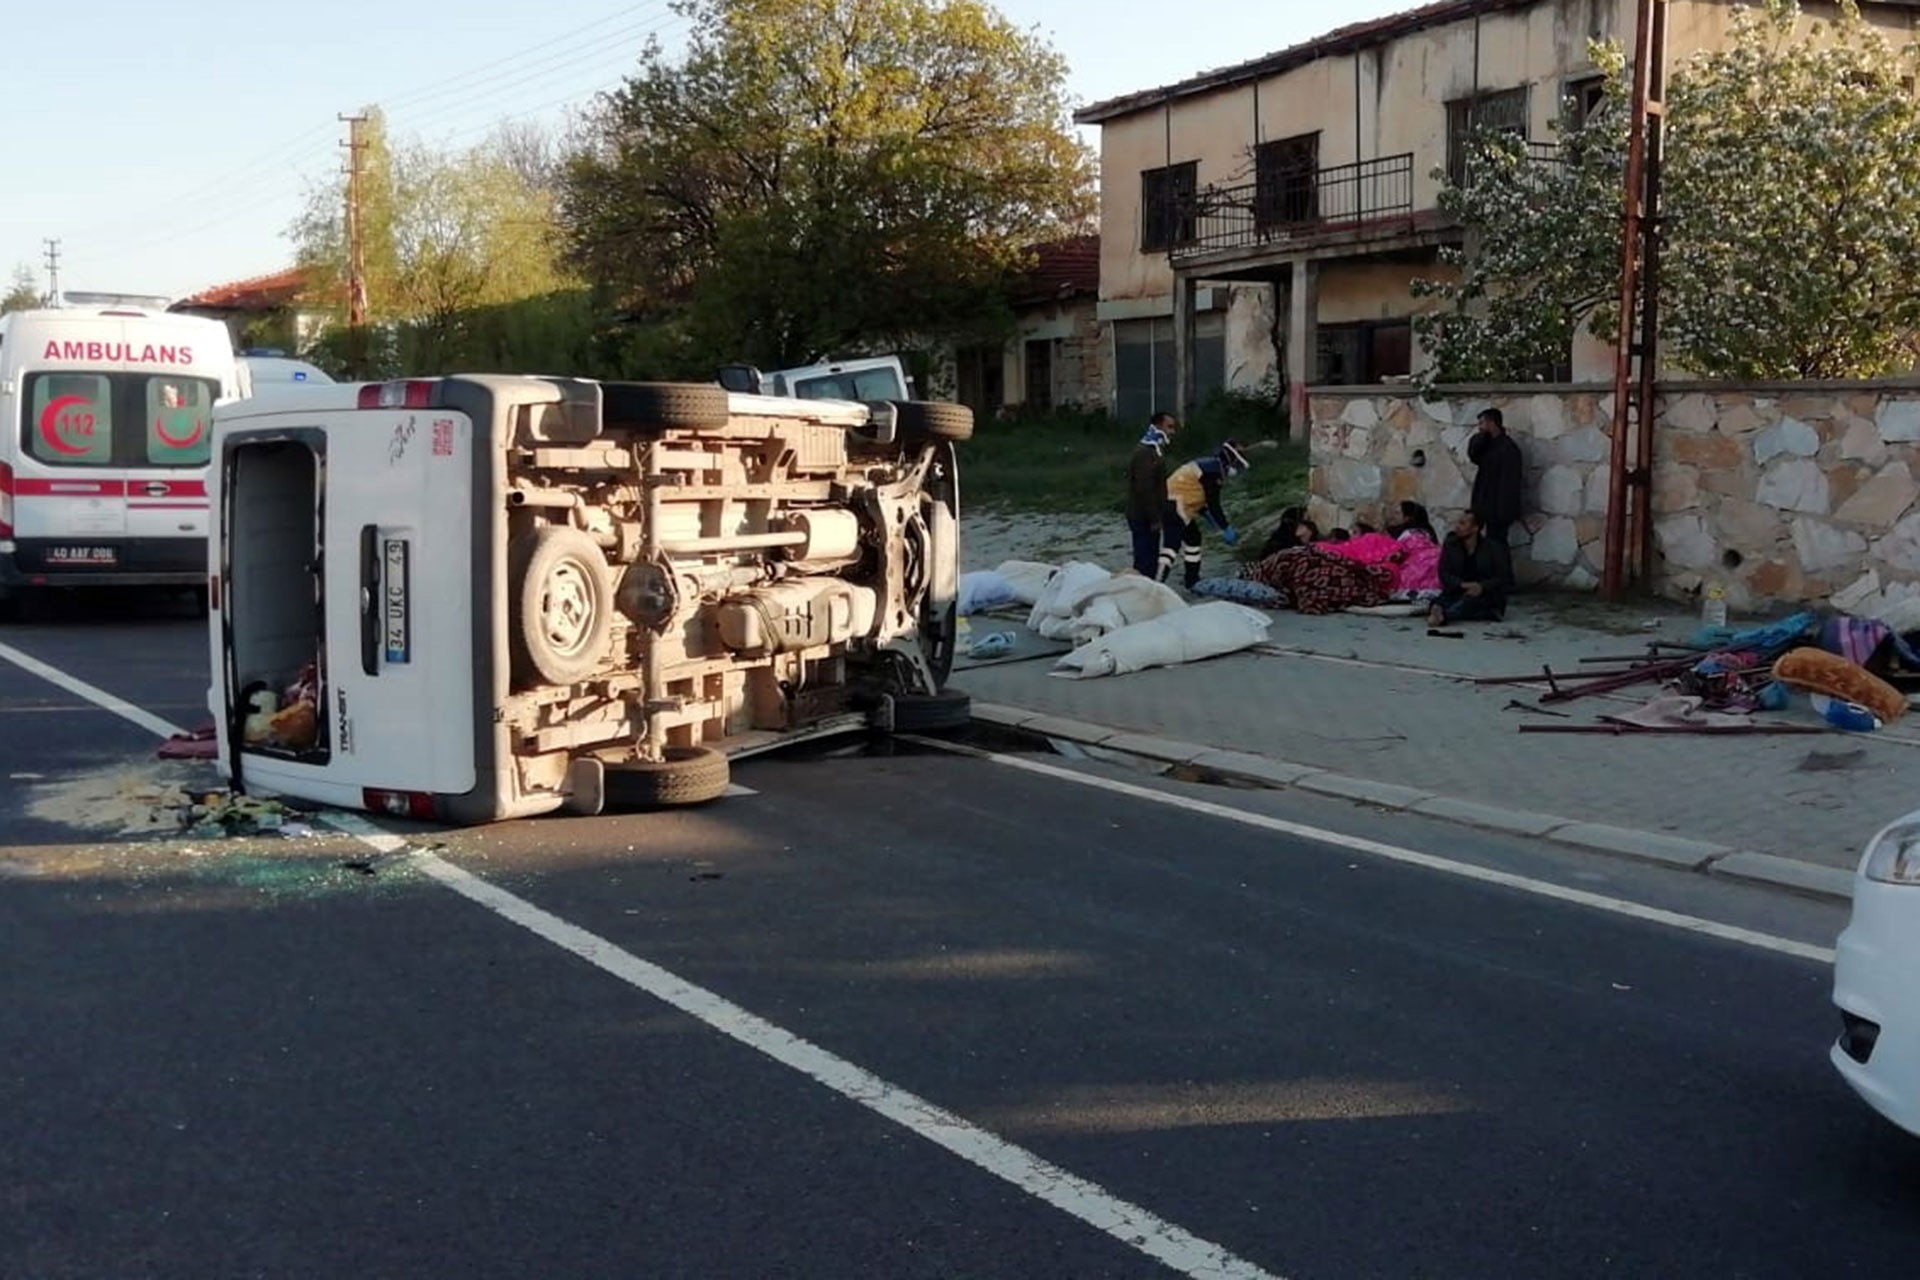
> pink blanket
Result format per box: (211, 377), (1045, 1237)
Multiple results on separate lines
(1323, 530), (1441, 595)
(1323, 532), (1402, 567)
(1394, 534), (1442, 594)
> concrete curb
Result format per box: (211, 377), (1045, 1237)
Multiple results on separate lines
(968, 702), (1853, 905)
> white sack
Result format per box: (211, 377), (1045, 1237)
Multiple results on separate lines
(993, 560), (1058, 607)
(1053, 602), (1273, 680)
(1065, 576), (1188, 644)
(958, 570), (1018, 616)
(1027, 561), (1110, 635)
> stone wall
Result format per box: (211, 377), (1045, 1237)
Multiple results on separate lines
(1306, 381), (1920, 612)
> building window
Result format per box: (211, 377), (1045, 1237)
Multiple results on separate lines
(1255, 133), (1320, 228)
(1024, 339), (1055, 412)
(1564, 75), (1606, 129)
(1447, 86), (1529, 188)
(1316, 321), (1413, 386)
(1141, 162), (1198, 251)
(1113, 314), (1226, 424)
(954, 345), (1004, 419)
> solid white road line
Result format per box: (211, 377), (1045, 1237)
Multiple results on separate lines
(407, 836), (1284, 1280)
(0, 639), (186, 739)
(944, 744), (1837, 966)
(0, 642), (1282, 1280)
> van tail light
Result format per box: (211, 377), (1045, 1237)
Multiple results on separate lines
(363, 788), (438, 820)
(357, 380), (437, 410)
(208, 574), (221, 611)
(0, 462), (12, 537)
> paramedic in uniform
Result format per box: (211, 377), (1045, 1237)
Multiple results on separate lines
(1160, 441), (1249, 589)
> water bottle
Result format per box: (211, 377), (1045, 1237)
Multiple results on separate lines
(1701, 583), (1729, 630)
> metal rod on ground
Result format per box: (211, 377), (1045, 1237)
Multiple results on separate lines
(1519, 723), (1827, 736)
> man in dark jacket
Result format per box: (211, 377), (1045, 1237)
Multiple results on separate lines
(1428, 508), (1515, 627)
(1467, 407), (1524, 545)
(1126, 412), (1177, 576)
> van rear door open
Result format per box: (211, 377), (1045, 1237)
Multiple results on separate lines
(217, 402), (478, 810)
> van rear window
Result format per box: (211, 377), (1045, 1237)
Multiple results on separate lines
(792, 369), (906, 401)
(23, 371), (217, 468)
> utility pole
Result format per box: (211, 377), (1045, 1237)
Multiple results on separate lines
(42, 238), (61, 307)
(1601, 0), (1671, 600)
(339, 112), (370, 378)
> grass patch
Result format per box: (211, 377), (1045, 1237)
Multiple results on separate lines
(963, 390), (1309, 535)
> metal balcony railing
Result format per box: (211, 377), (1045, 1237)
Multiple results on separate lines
(1169, 153), (1416, 263)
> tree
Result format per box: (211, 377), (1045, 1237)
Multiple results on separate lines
(1662, 0), (1920, 379)
(2, 264), (42, 313)
(1416, 1), (1920, 385)
(1411, 49), (1629, 385)
(291, 110), (574, 368)
(557, 0), (1094, 371)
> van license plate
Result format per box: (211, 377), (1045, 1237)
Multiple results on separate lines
(383, 538), (411, 665)
(47, 545), (117, 567)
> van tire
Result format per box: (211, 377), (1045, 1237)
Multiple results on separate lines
(511, 526), (615, 687)
(891, 688), (972, 733)
(603, 746), (731, 808)
(603, 382), (731, 433)
(894, 400), (974, 443)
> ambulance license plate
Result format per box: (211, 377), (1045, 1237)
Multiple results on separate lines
(46, 545), (117, 567)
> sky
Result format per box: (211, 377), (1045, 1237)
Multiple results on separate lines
(1, 0), (1412, 302)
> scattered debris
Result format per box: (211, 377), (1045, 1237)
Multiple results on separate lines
(26, 762), (312, 840)
(1797, 748), (1869, 774)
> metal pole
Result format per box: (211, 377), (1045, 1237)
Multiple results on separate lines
(42, 239), (61, 307)
(1602, 0), (1658, 601)
(1630, 0), (1671, 587)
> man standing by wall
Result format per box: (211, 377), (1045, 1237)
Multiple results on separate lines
(1468, 407), (1524, 545)
(1126, 412), (1178, 577)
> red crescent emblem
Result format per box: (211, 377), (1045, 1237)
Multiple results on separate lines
(37, 395), (95, 456)
(154, 413), (206, 449)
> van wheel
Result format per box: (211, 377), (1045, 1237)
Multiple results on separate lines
(511, 527), (615, 687)
(891, 688), (972, 733)
(603, 382), (731, 433)
(603, 746), (731, 808)
(893, 400), (974, 443)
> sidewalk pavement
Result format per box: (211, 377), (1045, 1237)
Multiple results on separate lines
(952, 559), (1907, 905)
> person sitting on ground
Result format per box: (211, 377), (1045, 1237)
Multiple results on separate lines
(1160, 439), (1250, 589)
(1256, 505), (1307, 559)
(1387, 500), (1438, 544)
(1429, 508), (1514, 626)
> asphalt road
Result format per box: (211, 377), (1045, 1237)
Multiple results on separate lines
(3, 593), (1919, 1279)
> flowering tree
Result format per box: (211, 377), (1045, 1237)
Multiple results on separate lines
(1417, 1), (1920, 385)
(1411, 47), (1628, 386)
(1664, 0), (1920, 378)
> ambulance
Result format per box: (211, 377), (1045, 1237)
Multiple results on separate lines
(208, 374), (970, 823)
(0, 302), (241, 604)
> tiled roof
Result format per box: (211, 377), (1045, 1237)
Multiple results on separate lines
(1011, 234), (1099, 307)
(1074, 0), (1538, 123)
(172, 267), (310, 311)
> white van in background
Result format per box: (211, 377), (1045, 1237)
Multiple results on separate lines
(727, 355), (913, 402)
(237, 350), (334, 397)
(0, 303), (240, 605)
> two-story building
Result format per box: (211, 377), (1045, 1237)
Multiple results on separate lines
(1074, 0), (1920, 434)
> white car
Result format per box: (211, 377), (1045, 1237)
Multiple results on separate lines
(1831, 812), (1920, 1136)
